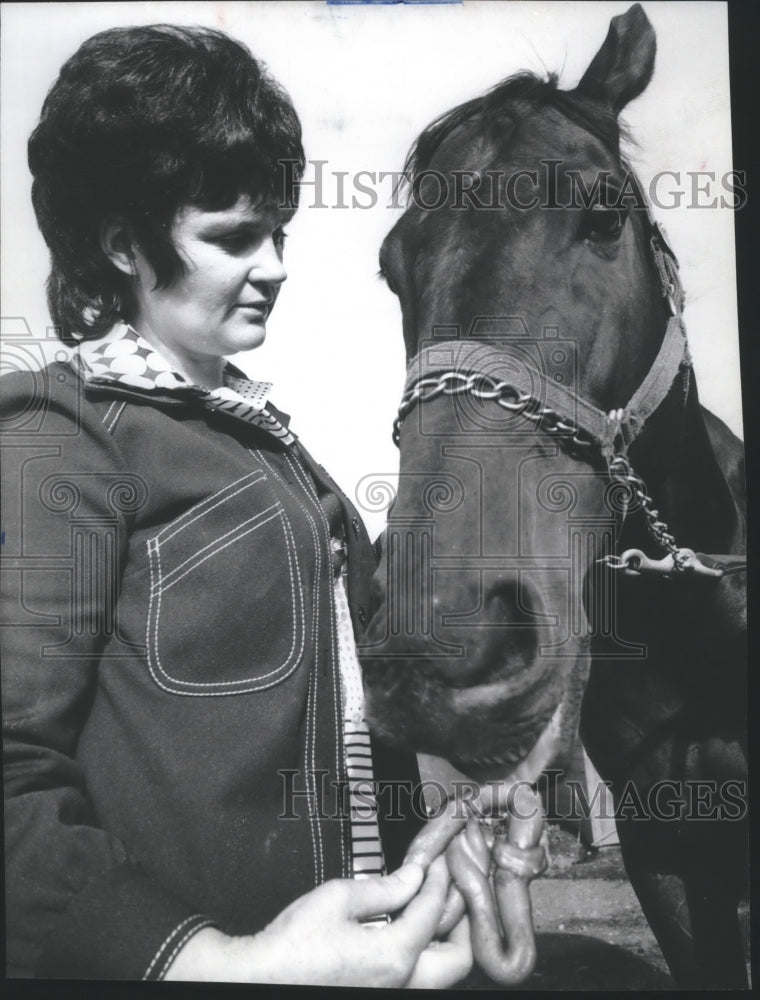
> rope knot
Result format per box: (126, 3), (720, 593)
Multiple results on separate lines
(492, 837), (548, 881)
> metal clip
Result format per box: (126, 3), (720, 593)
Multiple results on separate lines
(616, 547), (724, 579)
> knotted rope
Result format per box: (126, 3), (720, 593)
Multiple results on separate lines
(403, 783), (547, 985)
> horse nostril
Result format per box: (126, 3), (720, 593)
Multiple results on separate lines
(426, 583), (546, 688)
(501, 578), (546, 621)
(469, 583), (546, 677)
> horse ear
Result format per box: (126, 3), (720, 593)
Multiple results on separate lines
(574, 3), (656, 114)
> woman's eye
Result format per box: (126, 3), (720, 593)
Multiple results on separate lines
(581, 204), (627, 241)
(215, 233), (251, 252)
(212, 225), (287, 253)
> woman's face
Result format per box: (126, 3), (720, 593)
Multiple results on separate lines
(128, 194), (290, 373)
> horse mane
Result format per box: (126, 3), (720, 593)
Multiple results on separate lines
(404, 71), (628, 183)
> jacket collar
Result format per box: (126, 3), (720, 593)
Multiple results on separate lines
(71, 323), (295, 445)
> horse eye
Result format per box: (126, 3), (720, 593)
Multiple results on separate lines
(582, 204), (627, 241)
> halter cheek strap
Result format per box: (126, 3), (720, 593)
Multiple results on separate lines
(620, 314), (690, 450)
(621, 219), (690, 449)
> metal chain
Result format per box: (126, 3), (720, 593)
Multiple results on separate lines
(394, 372), (690, 574)
(392, 371), (596, 451)
(603, 453), (688, 572)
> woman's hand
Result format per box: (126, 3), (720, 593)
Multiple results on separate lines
(163, 857), (472, 987)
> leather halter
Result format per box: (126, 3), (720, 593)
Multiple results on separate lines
(399, 201), (689, 464)
(394, 196), (745, 580)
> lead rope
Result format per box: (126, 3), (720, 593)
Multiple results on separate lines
(403, 783), (547, 985)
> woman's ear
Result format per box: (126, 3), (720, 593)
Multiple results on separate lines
(100, 217), (139, 276)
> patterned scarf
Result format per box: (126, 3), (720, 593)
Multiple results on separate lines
(72, 323), (295, 446)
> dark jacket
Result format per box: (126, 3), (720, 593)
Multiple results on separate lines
(1, 362), (421, 979)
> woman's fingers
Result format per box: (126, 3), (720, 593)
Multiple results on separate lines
(436, 881), (466, 937)
(405, 914), (473, 989)
(388, 856), (451, 953)
(343, 862), (424, 922)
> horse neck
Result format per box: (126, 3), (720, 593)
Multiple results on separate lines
(625, 373), (743, 556)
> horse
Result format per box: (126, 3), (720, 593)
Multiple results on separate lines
(357, 4), (747, 989)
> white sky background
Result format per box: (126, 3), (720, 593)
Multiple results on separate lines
(1, 1), (742, 540)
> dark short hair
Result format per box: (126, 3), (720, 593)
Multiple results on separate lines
(28, 24), (305, 344)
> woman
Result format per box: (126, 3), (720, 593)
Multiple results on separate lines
(1, 25), (471, 985)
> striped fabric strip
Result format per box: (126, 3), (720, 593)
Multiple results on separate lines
(333, 575), (389, 926)
(201, 382), (295, 445)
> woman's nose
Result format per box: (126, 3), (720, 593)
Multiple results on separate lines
(248, 237), (287, 285)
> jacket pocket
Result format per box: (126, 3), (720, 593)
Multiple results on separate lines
(146, 471), (306, 695)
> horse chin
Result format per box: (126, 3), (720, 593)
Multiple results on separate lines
(365, 678), (564, 771)
(448, 653), (589, 786)
(365, 652), (587, 792)
(456, 699), (567, 786)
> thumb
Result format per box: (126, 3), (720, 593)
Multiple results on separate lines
(345, 863), (424, 921)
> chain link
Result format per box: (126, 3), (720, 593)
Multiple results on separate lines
(392, 371), (595, 451)
(605, 454), (688, 571)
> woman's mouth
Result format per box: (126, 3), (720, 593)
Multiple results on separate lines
(235, 302), (269, 317)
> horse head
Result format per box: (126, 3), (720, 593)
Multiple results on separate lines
(360, 4), (675, 780)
